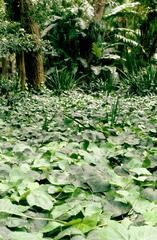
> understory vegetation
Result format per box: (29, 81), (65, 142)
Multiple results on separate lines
(1, 0), (157, 94)
(1, 91), (157, 239)
(1, 0), (157, 239)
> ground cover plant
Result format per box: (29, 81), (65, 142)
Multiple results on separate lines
(1, 91), (157, 239)
(1, 0), (157, 239)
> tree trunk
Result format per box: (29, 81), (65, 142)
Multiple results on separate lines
(86, 0), (106, 65)
(4, 0), (44, 90)
(94, 0), (106, 21)
(16, 52), (26, 90)
(1, 56), (9, 76)
(22, 0), (44, 89)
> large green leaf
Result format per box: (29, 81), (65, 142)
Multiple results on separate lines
(41, 221), (63, 233)
(0, 225), (11, 240)
(71, 214), (99, 233)
(26, 190), (54, 210)
(143, 208), (157, 226)
(83, 202), (102, 216)
(48, 170), (70, 185)
(54, 227), (84, 240)
(9, 232), (45, 240)
(108, 132), (140, 146)
(9, 167), (27, 182)
(6, 217), (27, 228)
(102, 200), (131, 218)
(51, 201), (82, 220)
(13, 143), (33, 153)
(71, 236), (86, 240)
(86, 175), (110, 193)
(133, 198), (155, 214)
(142, 188), (157, 201)
(87, 223), (157, 240)
(87, 221), (128, 240)
(0, 183), (10, 194)
(129, 226), (157, 240)
(0, 199), (29, 217)
(130, 168), (151, 176)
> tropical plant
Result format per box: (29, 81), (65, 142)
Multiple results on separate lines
(137, 0), (157, 63)
(45, 67), (80, 94)
(121, 65), (157, 96)
(41, 0), (142, 92)
(1, 0), (157, 94)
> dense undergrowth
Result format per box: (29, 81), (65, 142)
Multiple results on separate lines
(1, 90), (157, 239)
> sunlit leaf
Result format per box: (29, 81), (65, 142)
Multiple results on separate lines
(27, 190), (54, 210)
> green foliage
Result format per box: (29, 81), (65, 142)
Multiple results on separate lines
(45, 67), (81, 94)
(1, 0), (157, 93)
(83, 66), (119, 94)
(0, 18), (36, 57)
(1, 90), (157, 238)
(41, 1), (131, 91)
(121, 65), (157, 96)
(41, 0), (154, 93)
(0, 11), (47, 57)
(0, 75), (19, 95)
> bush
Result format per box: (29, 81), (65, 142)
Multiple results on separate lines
(81, 65), (119, 94)
(0, 74), (19, 96)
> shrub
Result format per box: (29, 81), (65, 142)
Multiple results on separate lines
(0, 74), (19, 96)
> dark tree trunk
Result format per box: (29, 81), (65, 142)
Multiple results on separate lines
(21, 0), (44, 89)
(1, 56), (9, 76)
(16, 52), (26, 90)
(4, 0), (44, 90)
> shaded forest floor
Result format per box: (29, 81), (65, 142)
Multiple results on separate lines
(1, 91), (157, 239)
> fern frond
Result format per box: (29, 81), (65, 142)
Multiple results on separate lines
(92, 42), (102, 58)
(115, 34), (139, 47)
(101, 54), (121, 60)
(104, 2), (140, 19)
(113, 28), (140, 37)
(102, 42), (124, 49)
